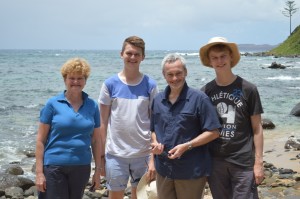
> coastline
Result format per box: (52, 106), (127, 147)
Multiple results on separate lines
(0, 128), (299, 198)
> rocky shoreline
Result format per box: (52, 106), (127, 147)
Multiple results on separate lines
(1, 116), (300, 199)
(241, 51), (300, 58)
(1, 162), (299, 199)
(1, 138), (299, 199)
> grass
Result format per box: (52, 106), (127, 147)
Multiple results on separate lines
(267, 25), (300, 56)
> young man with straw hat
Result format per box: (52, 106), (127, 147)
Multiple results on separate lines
(199, 37), (264, 199)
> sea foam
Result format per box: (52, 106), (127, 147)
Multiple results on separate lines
(266, 75), (300, 81)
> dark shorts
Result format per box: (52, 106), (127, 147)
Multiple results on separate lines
(38, 164), (91, 199)
(208, 158), (258, 199)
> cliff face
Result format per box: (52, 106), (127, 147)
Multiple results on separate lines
(268, 25), (300, 56)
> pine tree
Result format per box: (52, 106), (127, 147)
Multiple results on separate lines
(282, 1), (299, 35)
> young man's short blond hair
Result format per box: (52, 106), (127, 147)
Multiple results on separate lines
(121, 36), (145, 56)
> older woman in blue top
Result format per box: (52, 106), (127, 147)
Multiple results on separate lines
(35, 58), (102, 199)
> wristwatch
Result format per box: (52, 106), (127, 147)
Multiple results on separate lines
(187, 142), (193, 150)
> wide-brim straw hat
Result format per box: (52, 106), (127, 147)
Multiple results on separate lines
(137, 174), (157, 199)
(199, 37), (240, 68)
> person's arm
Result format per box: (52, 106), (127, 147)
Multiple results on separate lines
(146, 153), (156, 182)
(251, 114), (264, 185)
(99, 103), (111, 177)
(168, 129), (219, 159)
(147, 133), (160, 183)
(91, 127), (102, 190)
(147, 132), (163, 183)
(35, 122), (50, 192)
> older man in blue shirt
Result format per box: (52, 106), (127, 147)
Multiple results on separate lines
(150, 53), (221, 199)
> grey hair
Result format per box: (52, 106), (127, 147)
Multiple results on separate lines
(161, 53), (187, 72)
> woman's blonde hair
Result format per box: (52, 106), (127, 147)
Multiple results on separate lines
(60, 58), (91, 79)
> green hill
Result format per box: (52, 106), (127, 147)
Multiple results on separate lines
(268, 25), (300, 56)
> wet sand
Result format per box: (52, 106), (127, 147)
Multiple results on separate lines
(263, 129), (300, 173)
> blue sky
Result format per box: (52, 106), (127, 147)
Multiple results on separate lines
(0, 0), (299, 50)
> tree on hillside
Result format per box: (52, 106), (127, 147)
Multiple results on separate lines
(282, 1), (299, 35)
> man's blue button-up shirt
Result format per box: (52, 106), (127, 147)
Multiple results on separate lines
(151, 82), (221, 179)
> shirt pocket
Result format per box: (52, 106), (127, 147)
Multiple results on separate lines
(176, 112), (199, 133)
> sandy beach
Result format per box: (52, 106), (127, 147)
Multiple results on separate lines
(263, 129), (300, 173)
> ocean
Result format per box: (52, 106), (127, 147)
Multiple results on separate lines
(0, 49), (299, 180)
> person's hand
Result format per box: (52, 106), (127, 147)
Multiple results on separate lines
(35, 172), (46, 192)
(91, 171), (101, 192)
(168, 143), (187, 159)
(146, 156), (156, 182)
(151, 142), (164, 155)
(254, 163), (264, 185)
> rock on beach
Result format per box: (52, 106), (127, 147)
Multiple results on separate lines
(1, 139), (300, 199)
(285, 136), (300, 150)
(290, 102), (300, 117)
(262, 118), (276, 129)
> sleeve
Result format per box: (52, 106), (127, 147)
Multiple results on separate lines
(248, 86), (264, 116)
(200, 85), (206, 92)
(149, 85), (159, 109)
(150, 98), (156, 132)
(199, 96), (222, 132)
(94, 102), (101, 128)
(39, 100), (54, 125)
(98, 83), (112, 105)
